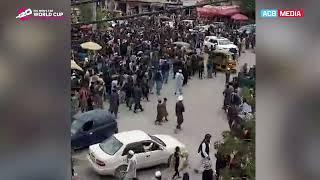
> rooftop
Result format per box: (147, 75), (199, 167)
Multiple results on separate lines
(114, 130), (151, 144)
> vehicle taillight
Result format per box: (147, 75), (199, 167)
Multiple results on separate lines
(95, 159), (105, 166)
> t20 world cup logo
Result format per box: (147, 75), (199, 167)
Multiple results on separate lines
(16, 8), (33, 21)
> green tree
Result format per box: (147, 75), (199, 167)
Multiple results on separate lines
(214, 119), (255, 180)
(78, 0), (93, 22)
(240, 0), (255, 19)
(96, 8), (112, 30)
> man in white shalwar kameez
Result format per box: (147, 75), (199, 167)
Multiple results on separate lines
(125, 150), (138, 180)
(174, 69), (184, 95)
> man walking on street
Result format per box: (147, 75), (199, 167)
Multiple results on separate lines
(125, 150), (138, 180)
(163, 98), (168, 121)
(172, 146), (181, 179)
(195, 134), (212, 174)
(225, 68), (231, 84)
(155, 69), (163, 95)
(175, 69), (184, 95)
(161, 59), (170, 84)
(199, 60), (204, 79)
(133, 83), (144, 113)
(175, 95), (185, 132)
(109, 88), (120, 118)
(202, 158), (214, 180)
(155, 99), (164, 125)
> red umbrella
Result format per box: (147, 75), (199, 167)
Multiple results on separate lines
(197, 7), (218, 17)
(218, 8), (240, 16)
(231, 13), (249, 21)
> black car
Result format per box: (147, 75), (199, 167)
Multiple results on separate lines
(71, 110), (118, 150)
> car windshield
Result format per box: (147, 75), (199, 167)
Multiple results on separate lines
(71, 120), (83, 135)
(149, 135), (166, 147)
(219, 39), (231, 45)
(99, 136), (123, 155)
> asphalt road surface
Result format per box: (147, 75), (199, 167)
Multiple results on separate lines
(72, 50), (255, 180)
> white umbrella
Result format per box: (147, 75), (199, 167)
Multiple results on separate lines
(71, 60), (83, 71)
(172, 42), (191, 48)
(80, 41), (102, 51)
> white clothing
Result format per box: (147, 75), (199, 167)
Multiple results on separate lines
(201, 142), (210, 158)
(125, 156), (137, 178)
(175, 72), (184, 94)
(111, 80), (118, 90)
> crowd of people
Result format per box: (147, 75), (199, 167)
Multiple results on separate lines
(71, 12), (255, 180)
(71, 13), (255, 117)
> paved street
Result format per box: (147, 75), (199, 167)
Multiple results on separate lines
(72, 50), (255, 180)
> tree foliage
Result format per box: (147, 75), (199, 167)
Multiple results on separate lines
(240, 0), (255, 13)
(214, 81), (256, 180)
(78, 0), (93, 22)
(96, 8), (112, 30)
(240, 0), (255, 18)
(214, 119), (255, 180)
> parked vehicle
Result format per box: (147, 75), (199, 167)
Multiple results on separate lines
(88, 130), (188, 178)
(238, 24), (256, 34)
(71, 110), (118, 150)
(204, 36), (238, 54)
(181, 19), (195, 27)
(191, 25), (210, 33)
(209, 50), (237, 73)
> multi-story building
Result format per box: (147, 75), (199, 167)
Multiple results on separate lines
(102, 0), (182, 15)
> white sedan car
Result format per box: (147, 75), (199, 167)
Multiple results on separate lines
(204, 36), (238, 54)
(88, 130), (188, 178)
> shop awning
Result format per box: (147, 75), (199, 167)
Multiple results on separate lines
(231, 13), (249, 21)
(197, 5), (240, 17)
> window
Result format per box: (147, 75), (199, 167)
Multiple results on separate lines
(149, 135), (166, 147)
(82, 121), (93, 132)
(209, 39), (218, 44)
(218, 39), (231, 45)
(71, 120), (82, 135)
(122, 143), (145, 156)
(150, 142), (161, 151)
(99, 136), (123, 155)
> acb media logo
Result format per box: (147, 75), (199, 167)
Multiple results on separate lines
(260, 9), (304, 18)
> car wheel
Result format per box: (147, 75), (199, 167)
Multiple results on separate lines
(115, 128), (118, 134)
(115, 165), (127, 179)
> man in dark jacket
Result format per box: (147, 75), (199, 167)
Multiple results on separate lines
(231, 89), (241, 106)
(161, 60), (170, 84)
(223, 85), (233, 111)
(124, 81), (134, 110)
(225, 68), (231, 84)
(182, 66), (188, 86)
(199, 60), (204, 79)
(109, 88), (120, 118)
(175, 95), (185, 131)
(155, 99), (163, 125)
(133, 83), (144, 113)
